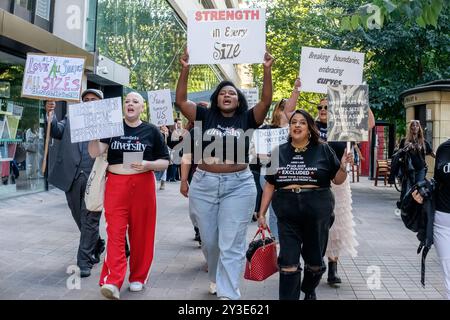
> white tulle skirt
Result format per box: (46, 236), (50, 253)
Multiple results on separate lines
(326, 177), (358, 258)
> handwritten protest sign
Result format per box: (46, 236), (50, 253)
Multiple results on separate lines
(327, 85), (369, 142)
(148, 89), (174, 127)
(21, 53), (85, 101)
(241, 88), (259, 109)
(299, 47), (364, 94)
(188, 9), (265, 65)
(69, 97), (124, 143)
(253, 127), (289, 154)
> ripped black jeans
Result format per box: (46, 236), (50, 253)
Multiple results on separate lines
(272, 188), (335, 300)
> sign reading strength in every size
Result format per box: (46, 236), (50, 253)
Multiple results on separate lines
(299, 47), (365, 94)
(188, 9), (266, 65)
(21, 53), (85, 101)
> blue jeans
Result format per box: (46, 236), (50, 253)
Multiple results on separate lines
(189, 168), (257, 300)
(259, 174), (278, 240)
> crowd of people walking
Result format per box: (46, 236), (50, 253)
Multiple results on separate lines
(41, 46), (450, 301)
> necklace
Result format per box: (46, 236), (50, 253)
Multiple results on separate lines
(292, 141), (309, 153)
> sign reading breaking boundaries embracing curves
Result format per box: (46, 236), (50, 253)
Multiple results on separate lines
(21, 53), (85, 102)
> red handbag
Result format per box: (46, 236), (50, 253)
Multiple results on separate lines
(244, 227), (278, 281)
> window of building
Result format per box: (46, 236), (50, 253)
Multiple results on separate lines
(85, 0), (98, 52)
(0, 51), (45, 200)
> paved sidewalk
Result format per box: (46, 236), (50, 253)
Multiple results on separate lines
(0, 178), (446, 300)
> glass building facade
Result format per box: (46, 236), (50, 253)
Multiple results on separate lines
(0, 52), (45, 200)
(96, 0), (223, 120)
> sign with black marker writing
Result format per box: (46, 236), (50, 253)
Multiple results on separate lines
(299, 47), (364, 94)
(187, 9), (266, 65)
(253, 127), (289, 155)
(241, 88), (259, 109)
(148, 89), (174, 127)
(69, 97), (124, 143)
(327, 85), (369, 142)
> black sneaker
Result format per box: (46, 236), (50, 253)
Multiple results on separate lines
(80, 268), (91, 278)
(93, 238), (106, 264)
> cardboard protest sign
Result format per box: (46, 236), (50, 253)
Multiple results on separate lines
(241, 88), (259, 109)
(148, 89), (174, 127)
(69, 97), (124, 143)
(299, 47), (364, 94)
(188, 9), (265, 64)
(327, 85), (369, 142)
(21, 53), (85, 102)
(254, 127), (289, 154)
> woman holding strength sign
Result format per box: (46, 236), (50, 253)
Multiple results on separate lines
(175, 49), (273, 300)
(258, 110), (352, 300)
(88, 92), (169, 300)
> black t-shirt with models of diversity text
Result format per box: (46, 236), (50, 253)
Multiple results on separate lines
(195, 105), (259, 163)
(265, 142), (341, 189)
(100, 120), (169, 165)
(434, 139), (450, 213)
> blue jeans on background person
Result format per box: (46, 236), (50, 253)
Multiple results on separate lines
(154, 170), (166, 181)
(189, 168), (257, 300)
(166, 164), (178, 181)
(259, 174), (278, 240)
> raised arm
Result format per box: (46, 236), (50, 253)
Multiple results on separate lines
(283, 78), (301, 120)
(175, 49), (197, 122)
(252, 52), (274, 125)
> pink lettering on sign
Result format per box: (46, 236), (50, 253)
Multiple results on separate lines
(195, 10), (260, 21)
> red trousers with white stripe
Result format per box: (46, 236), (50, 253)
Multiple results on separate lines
(99, 171), (157, 289)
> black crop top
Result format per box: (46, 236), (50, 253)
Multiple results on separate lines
(194, 106), (259, 163)
(100, 120), (169, 165)
(434, 139), (450, 213)
(265, 142), (341, 189)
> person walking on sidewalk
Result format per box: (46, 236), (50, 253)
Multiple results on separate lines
(396, 120), (435, 207)
(315, 98), (375, 286)
(46, 89), (106, 278)
(412, 138), (450, 299)
(258, 110), (352, 300)
(175, 49), (273, 300)
(89, 92), (169, 300)
(253, 78), (301, 240)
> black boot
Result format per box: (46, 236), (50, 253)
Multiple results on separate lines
(327, 261), (342, 286)
(279, 268), (301, 300)
(304, 291), (317, 300)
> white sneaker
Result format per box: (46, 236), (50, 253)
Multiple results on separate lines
(100, 284), (120, 300)
(219, 296), (231, 300)
(129, 282), (144, 292)
(208, 282), (217, 295)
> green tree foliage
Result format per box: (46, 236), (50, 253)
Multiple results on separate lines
(340, 0), (447, 31)
(253, 0), (450, 135)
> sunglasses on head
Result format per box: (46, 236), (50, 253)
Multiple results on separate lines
(317, 105), (327, 111)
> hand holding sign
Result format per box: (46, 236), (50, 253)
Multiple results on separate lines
(263, 51), (274, 69)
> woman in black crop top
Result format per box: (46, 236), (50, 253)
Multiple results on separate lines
(174, 49), (273, 300)
(258, 110), (353, 300)
(88, 92), (169, 299)
(413, 138), (450, 299)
